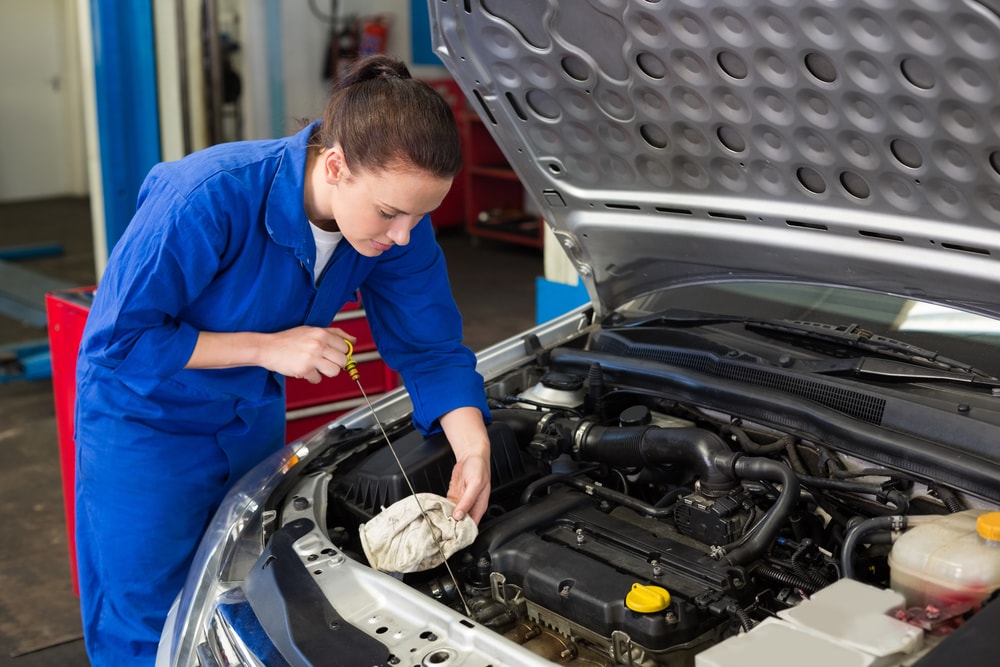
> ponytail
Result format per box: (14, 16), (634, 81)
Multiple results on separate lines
(336, 54), (410, 88)
(314, 55), (462, 179)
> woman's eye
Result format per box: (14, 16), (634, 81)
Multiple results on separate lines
(378, 209), (395, 220)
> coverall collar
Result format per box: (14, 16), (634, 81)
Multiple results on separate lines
(264, 121), (319, 256)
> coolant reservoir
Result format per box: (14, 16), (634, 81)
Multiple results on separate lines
(888, 509), (1000, 610)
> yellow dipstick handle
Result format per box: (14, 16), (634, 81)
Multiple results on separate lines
(344, 339), (360, 381)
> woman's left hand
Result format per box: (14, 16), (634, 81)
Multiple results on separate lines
(439, 407), (492, 523)
(447, 454), (491, 523)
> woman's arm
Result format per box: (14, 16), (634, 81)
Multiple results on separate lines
(439, 406), (491, 523)
(187, 327), (356, 384)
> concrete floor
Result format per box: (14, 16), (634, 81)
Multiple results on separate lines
(0, 197), (540, 665)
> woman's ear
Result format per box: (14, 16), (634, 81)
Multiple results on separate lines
(323, 145), (351, 184)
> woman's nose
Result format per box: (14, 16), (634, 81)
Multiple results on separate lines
(386, 218), (413, 246)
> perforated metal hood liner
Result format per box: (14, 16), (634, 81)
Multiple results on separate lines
(430, 0), (1000, 317)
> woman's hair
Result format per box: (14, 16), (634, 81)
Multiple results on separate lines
(314, 55), (462, 179)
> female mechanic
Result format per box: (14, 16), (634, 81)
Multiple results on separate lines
(73, 54), (491, 665)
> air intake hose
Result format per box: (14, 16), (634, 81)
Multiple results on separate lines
(573, 421), (799, 565)
(574, 422), (740, 494)
(721, 457), (800, 565)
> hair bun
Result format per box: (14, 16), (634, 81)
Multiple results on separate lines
(340, 55), (412, 88)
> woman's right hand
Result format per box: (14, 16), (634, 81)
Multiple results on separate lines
(259, 326), (357, 383)
(186, 327), (357, 381)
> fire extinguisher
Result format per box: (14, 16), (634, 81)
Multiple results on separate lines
(359, 15), (388, 56)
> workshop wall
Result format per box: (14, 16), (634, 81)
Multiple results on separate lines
(238, 0), (448, 142)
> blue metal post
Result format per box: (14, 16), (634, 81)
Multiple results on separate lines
(89, 1), (161, 257)
(265, 0), (285, 139)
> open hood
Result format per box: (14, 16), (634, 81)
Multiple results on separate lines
(430, 0), (1000, 318)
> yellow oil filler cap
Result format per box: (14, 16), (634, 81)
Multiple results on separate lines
(625, 583), (671, 613)
(977, 511), (1000, 541)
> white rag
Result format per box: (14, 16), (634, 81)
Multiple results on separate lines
(359, 493), (478, 573)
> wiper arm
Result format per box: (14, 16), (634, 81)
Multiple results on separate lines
(609, 308), (745, 328)
(746, 319), (999, 381)
(793, 356), (1000, 387)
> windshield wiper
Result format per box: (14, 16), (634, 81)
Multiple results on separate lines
(609, 309), (1000, 385)
(745, 319), (1000, 383)
(609, 308), (745, 328)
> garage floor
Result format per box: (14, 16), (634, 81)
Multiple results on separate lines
(0, 197), (540, 666)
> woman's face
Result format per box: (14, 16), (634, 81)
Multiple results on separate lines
(323, 149), (453, 257)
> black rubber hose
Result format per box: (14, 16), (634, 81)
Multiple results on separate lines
(487, 407), (547, 439)
(721, 424), (791, 455)
(841, 515), (907, 579)
(722, 457), (800, 565)
(555, 476), (677, 518)
(799, 476), (909, 513)
(774, 557), (829, 589)
(573, 423), (797, 564)
(732, 606), (755, 632)
(654, 486), (691, 509)
(784, 441), (810, 476)
(519, 465), (601, 505)
(577, 424), (740, 493)
(472, 487), (591, 556)
(502, 394), (584, 417)
(586, 362), (606, 423)
(790, 539), (830, 587)
(930, 484), (965, 513)
(753, 563), (818, 594)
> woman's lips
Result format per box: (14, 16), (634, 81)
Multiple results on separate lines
(371, 239), (393, 252)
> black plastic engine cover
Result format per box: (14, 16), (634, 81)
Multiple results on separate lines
(486, 491), (749, 650)
(334, 421), (540, 519)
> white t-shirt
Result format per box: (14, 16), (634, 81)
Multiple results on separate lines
(309, 220), (343, 284)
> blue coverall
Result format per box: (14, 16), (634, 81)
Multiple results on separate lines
(74, 121), (489, 665)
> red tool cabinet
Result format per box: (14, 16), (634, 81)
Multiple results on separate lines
(46, 288), (398, 593)
(46, 287), (96, 596)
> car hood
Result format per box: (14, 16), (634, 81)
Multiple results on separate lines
(430, 1), (1000, 318)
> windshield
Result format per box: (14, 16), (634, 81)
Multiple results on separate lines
(618, 282), (1000, 378)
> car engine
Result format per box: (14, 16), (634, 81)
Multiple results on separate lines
(314, 326), (1000, 666)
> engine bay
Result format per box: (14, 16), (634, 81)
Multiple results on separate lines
(307, 323), (1000, 666)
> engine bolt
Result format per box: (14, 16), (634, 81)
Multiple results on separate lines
(651, 560), (662, 577)
(665, 611), (678, 624)
(575, 528), (585, 544)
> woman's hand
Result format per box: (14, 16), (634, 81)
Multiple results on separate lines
(259, 326), (357, 383)
(439, 407), (491, 523)
(447, 453), (491, 523)
(187, 327), (356, 383)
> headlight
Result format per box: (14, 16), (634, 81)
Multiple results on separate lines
(157, 439), (311, 667)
